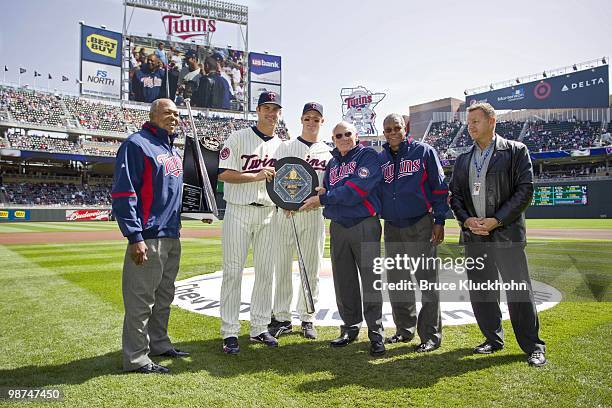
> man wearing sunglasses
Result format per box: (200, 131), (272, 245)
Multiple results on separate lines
(378, 113), (449, 353)
(300, 121), (385, 356)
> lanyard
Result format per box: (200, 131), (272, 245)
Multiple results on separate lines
(473, 143), (493, 179)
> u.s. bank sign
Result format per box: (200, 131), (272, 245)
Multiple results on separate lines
(173, 258), (561, 327)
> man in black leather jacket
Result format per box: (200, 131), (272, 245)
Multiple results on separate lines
(449, 102), (547, 367)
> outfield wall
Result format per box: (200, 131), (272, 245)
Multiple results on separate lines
(526, 179), (611, 218)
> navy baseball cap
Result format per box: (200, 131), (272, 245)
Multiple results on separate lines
(258, 91), (282, 108)
(184, 50), (197, 60)
(302, 102), (323, 116)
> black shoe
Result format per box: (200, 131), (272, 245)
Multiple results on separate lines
(527, 351), (547, 367)
(370, 340), (386, 356)
(250, 331), (279, 347)
(132, 363), (169, 374)
(473, 341), (504, 354)
(158, 348), (190, 358)
(222, 337), (240, 354)
(415, 340), (440, 353)
(330, 331), (358, 347)
(301, 321), (317, 339)
(268, 318), (292, 338)
(385, 333), (414, 344)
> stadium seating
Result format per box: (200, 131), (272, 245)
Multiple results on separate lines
(0, 86), (65, 127)
(523, 120), (602, 152)
(2, 182), (111, 207)
(425, 121), (462, 156)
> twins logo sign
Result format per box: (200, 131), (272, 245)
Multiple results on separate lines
(157, 153), (183, 177)
(340, 86), (386, 136)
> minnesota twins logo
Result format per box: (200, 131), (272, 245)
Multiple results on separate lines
(357, 167), (370, 178)
(220, 147), (230, 160)
(156, 153), (183, 177)
(329, 161), (356, 185)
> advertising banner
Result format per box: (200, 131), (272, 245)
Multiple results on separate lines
(81, 60), (121, 99)
(65, 209), (111, 221)
(249, 82), (281, 112)
(81, 25), (122, 67)
(249, 52), (281, 85)
(0, 209), (30, 221)
(466, 65), (609, 109)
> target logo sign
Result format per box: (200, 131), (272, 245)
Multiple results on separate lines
(534, 81), (551, 100)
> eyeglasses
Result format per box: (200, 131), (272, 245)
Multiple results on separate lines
(334, 131), (353, 139)
(383, 126), (403, 134)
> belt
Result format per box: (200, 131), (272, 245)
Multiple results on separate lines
(249, 202), (264, 207)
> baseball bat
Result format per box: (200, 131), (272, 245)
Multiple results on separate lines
(183, 98), (219, 218)
(290, 215), (315, 314)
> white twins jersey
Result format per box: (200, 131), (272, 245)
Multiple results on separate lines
(276, 138), (332, 186)
(219, 127), (282, 206)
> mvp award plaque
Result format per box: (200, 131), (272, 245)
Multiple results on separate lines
(266, 157), (319, 211)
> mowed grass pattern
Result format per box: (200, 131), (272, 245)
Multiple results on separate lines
(0, 220), (610, 407)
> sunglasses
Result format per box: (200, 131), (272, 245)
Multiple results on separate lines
(334, 131), (353, 139)
(383, 126), (404, 134)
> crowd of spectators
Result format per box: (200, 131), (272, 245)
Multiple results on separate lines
(64, 97), (134, 133)
(523, 120), (602, 152)
(425, 121), (462, 156)
(0, 86), (66, 126)
(2, 182), (111, 207)
(6, 131), (74, 153)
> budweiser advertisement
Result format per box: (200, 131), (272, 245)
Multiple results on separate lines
(65, 210), (111, 222)
(340, 86), (386, 136)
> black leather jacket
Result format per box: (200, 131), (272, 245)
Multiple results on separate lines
(449, 135), (534, 243)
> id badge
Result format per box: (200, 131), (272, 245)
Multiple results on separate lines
(472, 182), (481, 196)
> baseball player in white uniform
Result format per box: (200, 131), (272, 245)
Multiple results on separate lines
(218, 91), (283, 354)
(268, 102), (332, 340)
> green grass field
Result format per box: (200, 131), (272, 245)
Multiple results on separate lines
(0, 220), (610, 407)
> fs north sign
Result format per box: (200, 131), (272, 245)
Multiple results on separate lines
(81, 61), (121, 99)
(80, 25), (122, 67)
(162, 14), (216, 41)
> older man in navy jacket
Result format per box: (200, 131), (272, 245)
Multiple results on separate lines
(378, 113), (449, 353)
(112, 99), (188, 374)
(301, 121), (385, 356)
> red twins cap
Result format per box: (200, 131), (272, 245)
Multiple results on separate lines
(302, 102), (323, 116)
(257, 91), (282, 108)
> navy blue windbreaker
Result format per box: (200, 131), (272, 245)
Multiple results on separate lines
(320, 144), (382, 227)
(111, 122), (183, 244)
(378, 138), (449, 226)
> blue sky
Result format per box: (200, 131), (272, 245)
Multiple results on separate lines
(1, 0), (611, 140)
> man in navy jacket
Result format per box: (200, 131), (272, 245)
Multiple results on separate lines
(378, 113), (449, 353)
(131, 54), (166, 103)
(112, 99), (188, 374)
(301, 121), (385, 356)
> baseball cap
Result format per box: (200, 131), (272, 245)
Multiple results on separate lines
(302, 102), (323, 116)
(184, 50), (197, 60)
(258, 91), (282, 108)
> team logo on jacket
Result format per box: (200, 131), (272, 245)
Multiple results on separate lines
(357, 167), (370, 178)
(156, 153), (183, 177)
(220, 147), (230, 160)
(329, 161), (356, 185)
(381, 159), (421, 183)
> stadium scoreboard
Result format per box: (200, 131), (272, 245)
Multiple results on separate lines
(532, 185), (588, 206)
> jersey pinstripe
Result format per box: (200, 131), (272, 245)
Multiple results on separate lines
(272, 139), (332, 322)
(219, 127), (282, 339)
(219, 127), (282, 206)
